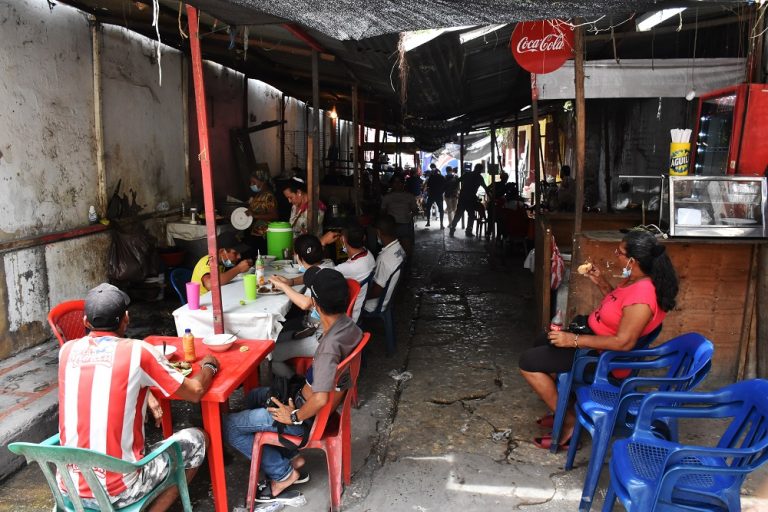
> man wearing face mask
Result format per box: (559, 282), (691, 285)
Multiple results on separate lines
(364, 214), (406, 314)
(190, 233), (253, 296)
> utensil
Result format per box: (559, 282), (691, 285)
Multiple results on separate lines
(163, 340), (167, 357)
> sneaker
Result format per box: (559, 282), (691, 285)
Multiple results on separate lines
(465, 231), (475, 237)
(255, 481), (307, 505)
(449, 229), (455, 238)
(294, 471), (310, 485)
(425, 222), (430, 227)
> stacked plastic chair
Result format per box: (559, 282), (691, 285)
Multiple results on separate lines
(605, 379), (768, 511)
(566, 332), (715, 511)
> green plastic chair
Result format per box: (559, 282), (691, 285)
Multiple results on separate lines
(7, 434), (192, 512)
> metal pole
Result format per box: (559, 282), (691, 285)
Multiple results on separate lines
(310, 49), (320, 234)
(352, 84), (361, 214)
(514, 113), (519, 186)
(574, 23), (586, 236)
(90, 18), (107, 216)
(460, 131), (466, 230)
(186, 7), (225, 339)
(531, 73), (542, 210)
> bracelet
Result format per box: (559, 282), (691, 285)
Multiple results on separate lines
(573, 334), (580, 348)
(202, 362), (218, 376)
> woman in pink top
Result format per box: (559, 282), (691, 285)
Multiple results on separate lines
(518, 230), (679, 450)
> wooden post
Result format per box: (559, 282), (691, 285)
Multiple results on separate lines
(90, 18), (107, 216)
(352, 84), (361, 214)
(186, 6), (224, 335)
(574, 22), (586, 237)
(757, 246), (768, 377)
(280, 93), (286, 174)
(514, 114), (519, 186)
(310, 50), (320, 234)
(489, 122), (497, 240)
(460, 131), (466, 229)
(531, 74), (542, 209)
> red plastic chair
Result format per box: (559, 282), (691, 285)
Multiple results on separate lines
(247, 332), (371, 512)
(290, 278), (361, 377)
(47, 300), (86, 346)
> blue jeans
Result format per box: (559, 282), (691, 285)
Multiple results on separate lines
(223, 387), (305, 481)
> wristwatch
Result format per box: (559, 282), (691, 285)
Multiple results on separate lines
(290, 409), (302, 425)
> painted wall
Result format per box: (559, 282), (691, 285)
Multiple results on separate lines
(188, 61), (245, 205)
(247, 79), (282, 178)
(100, 25), (186, 214)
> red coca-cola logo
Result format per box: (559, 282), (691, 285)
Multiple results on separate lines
(510, 20), (574, 74)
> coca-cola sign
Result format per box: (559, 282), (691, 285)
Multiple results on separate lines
(510, 20), (574, 74)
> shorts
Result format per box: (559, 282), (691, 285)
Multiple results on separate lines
(518, 332), (577, 374)
(80, 427), (207, 509)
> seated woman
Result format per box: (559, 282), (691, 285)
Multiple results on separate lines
(269, 234), (335, 376)
(518, 230), (679, 449)
(223, 266), (363, 503)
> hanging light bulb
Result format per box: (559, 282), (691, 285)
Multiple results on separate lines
(329, 107), (338, 120)
(686, 90), (696, 101)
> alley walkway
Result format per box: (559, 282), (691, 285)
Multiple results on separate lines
(2, 226), (768, 511)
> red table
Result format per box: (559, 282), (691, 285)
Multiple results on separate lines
(145, 336), (274, 512)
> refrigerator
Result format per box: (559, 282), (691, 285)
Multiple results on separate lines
(691, 83), (768, 176)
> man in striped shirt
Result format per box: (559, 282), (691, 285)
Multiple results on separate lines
(58, 283), (220, 511)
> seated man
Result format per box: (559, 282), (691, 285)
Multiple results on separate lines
(191, 232), (252, 295)
(224, 267), (363, 504)
(363, 214), (406, 314)
(58, 283), (221, 511)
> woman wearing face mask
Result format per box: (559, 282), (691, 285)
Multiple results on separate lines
(518, 230), (679, 450)
(283, 177), (326, 238)
(268, 235), (335, 377)
(245, 169), (278, 256)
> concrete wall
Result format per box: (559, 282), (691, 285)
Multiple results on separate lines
(247, 79), (283, 177)
(101, 25), (186, 214)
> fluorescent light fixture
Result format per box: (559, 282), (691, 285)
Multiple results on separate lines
(459, 24), (506, 44)
(520, 104), (531, 111)
(636, 8), (686, 32)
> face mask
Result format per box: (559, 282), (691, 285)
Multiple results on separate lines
(621, 259), (633, 278)
(222, 258), (234, 268)
(250, 184), (261, 193)
(297, 263), (306, 273)
(310, 307), (321, 322)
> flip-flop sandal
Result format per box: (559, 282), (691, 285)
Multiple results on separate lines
(532, 434), (580, 450)
(255, 481), (305, 504)
(536, 413), (555, 429)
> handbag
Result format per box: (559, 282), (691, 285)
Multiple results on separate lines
(568, 314), (595, 335)
(266, 375), (311, 450)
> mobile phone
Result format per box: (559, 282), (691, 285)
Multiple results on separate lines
(293, 327), (317, 339)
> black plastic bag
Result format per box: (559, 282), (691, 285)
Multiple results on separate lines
(108, 225), (158, 283)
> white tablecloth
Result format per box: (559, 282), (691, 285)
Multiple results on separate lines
(172, 270), (303, 340)
(166, 221), (233, 245)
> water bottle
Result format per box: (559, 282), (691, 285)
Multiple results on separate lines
(182, 328), (196, 362)
(255, 252), (265, 286)
(549, 309), (564, 332)
(88, 205), (98, 224)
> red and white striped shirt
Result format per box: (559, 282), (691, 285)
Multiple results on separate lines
(58, 334), (184, 498)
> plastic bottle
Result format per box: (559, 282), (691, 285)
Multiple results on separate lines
(549, 309), (564, 332)
(255, 251), (265, 286)
(88, 205), (98, 224)
(182, 328), (196, 362)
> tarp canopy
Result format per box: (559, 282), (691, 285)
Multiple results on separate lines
(62, 0), (755, 147)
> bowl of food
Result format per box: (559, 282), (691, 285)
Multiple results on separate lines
(202, 333), (236, 352)
(262, 255), (276, 264)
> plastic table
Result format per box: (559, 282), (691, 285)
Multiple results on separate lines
(145, 336), (274, 512)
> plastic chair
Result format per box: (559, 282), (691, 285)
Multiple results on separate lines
(246, 332), (372, 512)
(290, 278), (362, 377)
(47, 300), (86, 346)
(359, 261), (404, 355)
(169, 268), (193, 305)
(498, 207), (531, 257)
(604, 379), (768, 512)
(550, 323), (663, 453)
(8, 433), (192, 512)
(567, 332), (715, 512)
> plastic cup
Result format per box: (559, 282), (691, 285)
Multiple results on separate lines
(243, 274), (257, 301)
(186, 282), (200, 310)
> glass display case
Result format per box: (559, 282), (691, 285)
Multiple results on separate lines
(669, 176), (767, 237)
(613, 175), (666, 225)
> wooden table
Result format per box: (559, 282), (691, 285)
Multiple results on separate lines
(145, 336), (274, 512)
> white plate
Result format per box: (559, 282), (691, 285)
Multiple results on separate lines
(231, 207), (253, 230)
(155, 345), (177, 357)
(270, 259), (294, 268)
(721, 217), (758, 226)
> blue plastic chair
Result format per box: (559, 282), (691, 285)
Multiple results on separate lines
(566, 332), (715, 512)
(169, 267), (193, 305)
(604, 379), (768, 512)
(359, 261), (404, 355)
(8, 433), (192, 511)
(550, 323), (663, 453)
